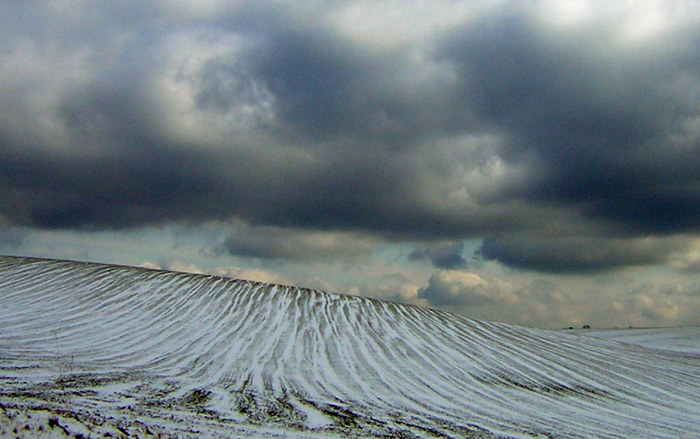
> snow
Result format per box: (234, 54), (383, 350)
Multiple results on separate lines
(576, 327), (700, 355)
(0, 256), (698, 438)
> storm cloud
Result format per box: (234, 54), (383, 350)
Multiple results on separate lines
(409, 241), (468, 269)
(1, 0), (699, 275)
(213, 222), (374, 261)
(478, 234), (700, 273)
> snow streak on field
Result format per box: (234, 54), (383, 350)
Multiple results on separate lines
(0, 256), (698, 438)
(580, 327), (700, 356)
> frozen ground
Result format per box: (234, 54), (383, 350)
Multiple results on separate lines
(0, 256), (698, 438)
(575, 327), (700, 355)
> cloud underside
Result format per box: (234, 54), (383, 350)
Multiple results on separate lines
(1, 1), (699, 273)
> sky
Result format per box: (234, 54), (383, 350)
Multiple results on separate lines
(1, 1), (699, 329)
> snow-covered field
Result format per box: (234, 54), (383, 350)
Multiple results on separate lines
(1, 256), (698, 438)
(576, 327), (700, 356)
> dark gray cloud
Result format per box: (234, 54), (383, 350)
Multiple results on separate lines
(436, 7), (700, 235)
(211, 223), (373, 261)
(478, 235), (686, 274)
(409, 242), (467, 269)
(0, 219), (25, 249)
(1, 1), (699, 272)
(252, 27), (463, 149)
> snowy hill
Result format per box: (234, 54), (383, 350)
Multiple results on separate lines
(0, 256), (698, 438)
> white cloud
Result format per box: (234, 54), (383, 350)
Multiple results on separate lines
(149, 259), (294, 286)
(166, 260), (207, 275)
(138, 261), (162, 270)
(416, 269), (700, 328)
(329, 0), (492, 51)
(535, 0), (700, 49)
(419, 270), (517, 307)
(668, 237), (700, 272)
(151, 29), (277, 146)
(212, 266), (293, 286)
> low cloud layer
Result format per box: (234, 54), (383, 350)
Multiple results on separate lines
(211, 222), (375, 261)
(418, 269), (700, 328)
(478, 234), (700, 273)
(419, 270), (515, 307)
(409, 242), (468, 269)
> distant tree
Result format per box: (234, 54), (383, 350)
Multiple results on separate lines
(582, 324), (591, 329)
